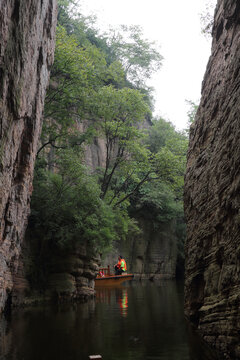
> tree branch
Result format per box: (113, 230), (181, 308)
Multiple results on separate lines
(113, 171), (151, 208)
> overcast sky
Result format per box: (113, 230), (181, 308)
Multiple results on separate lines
(79, 0), (216, 130)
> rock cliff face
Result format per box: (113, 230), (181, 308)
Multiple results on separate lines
(0, 0), (57, 312)
(184, 0), (240, 358)
(102, 217), (178, 280)
(47, 244), (101, 301)
(10, 233), (101, 306)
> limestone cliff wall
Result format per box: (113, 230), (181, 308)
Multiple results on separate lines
(46, 244), (101, 301)
(184, 0), (240, 358)
(79, 120), (107, 170)
(0, 0), (57, 311)
(102, 218), (178, 280)
(81, 117), (151, 170)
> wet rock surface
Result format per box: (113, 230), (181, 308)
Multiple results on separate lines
(184, 0), (240, 358)
(0, 0), (57, 311)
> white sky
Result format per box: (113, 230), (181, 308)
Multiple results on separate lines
(79, 0), (216, 130)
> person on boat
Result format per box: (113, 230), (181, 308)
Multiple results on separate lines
(114, 255), (127, 275)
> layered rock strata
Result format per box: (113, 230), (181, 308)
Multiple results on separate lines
(0, 0), (57, 311)
(184, 0), (240, 358)
(47, 244), (101, 301)
(10, 239), (101, 306)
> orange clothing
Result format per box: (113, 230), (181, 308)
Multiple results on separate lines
(116, 258), (127, 272)
(120, 258), (127, 271)
(117, 259), (122, 268)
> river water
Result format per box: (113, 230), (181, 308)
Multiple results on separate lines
(0, 280), (220, 360)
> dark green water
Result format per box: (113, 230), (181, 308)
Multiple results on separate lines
(0, 280), (219, 360)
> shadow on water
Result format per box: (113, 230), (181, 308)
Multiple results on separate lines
(0, 280), (221, 360)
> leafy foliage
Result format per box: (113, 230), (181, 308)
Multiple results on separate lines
(128, 117), (188, 267)
(90, 85), (150, 199)
(30, 2), (187, 263)
(106, 25), (163, 88)
(30, 151), (135, 252)
(147, 118), (188, 196)
(132, 181), (182, 223)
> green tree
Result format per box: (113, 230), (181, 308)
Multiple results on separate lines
(40, 25), (125, 157)
(128, 117), (188, 276)
(32, 2), (186, 260)
(31, 150), (136, 252)
(147, 117), (188, 196)
(90, 85), (150, 199)
(106, 25), (163, 88)
(129, 116), (188, 223)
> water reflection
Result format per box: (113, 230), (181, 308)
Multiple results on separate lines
(96, 287), (128, 317)
(0, 280), (221, 360)
(118, 289), (128, 317)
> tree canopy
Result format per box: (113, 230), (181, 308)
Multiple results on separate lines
(29, 1), (188, 259)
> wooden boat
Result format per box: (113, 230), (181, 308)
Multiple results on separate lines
(95, 266), (134, 287)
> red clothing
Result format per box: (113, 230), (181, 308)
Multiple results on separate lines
(117, 259), (122, 268)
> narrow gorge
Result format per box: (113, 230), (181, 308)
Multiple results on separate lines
(3, 0), (240, 358)
(0, 0), (186, 310)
